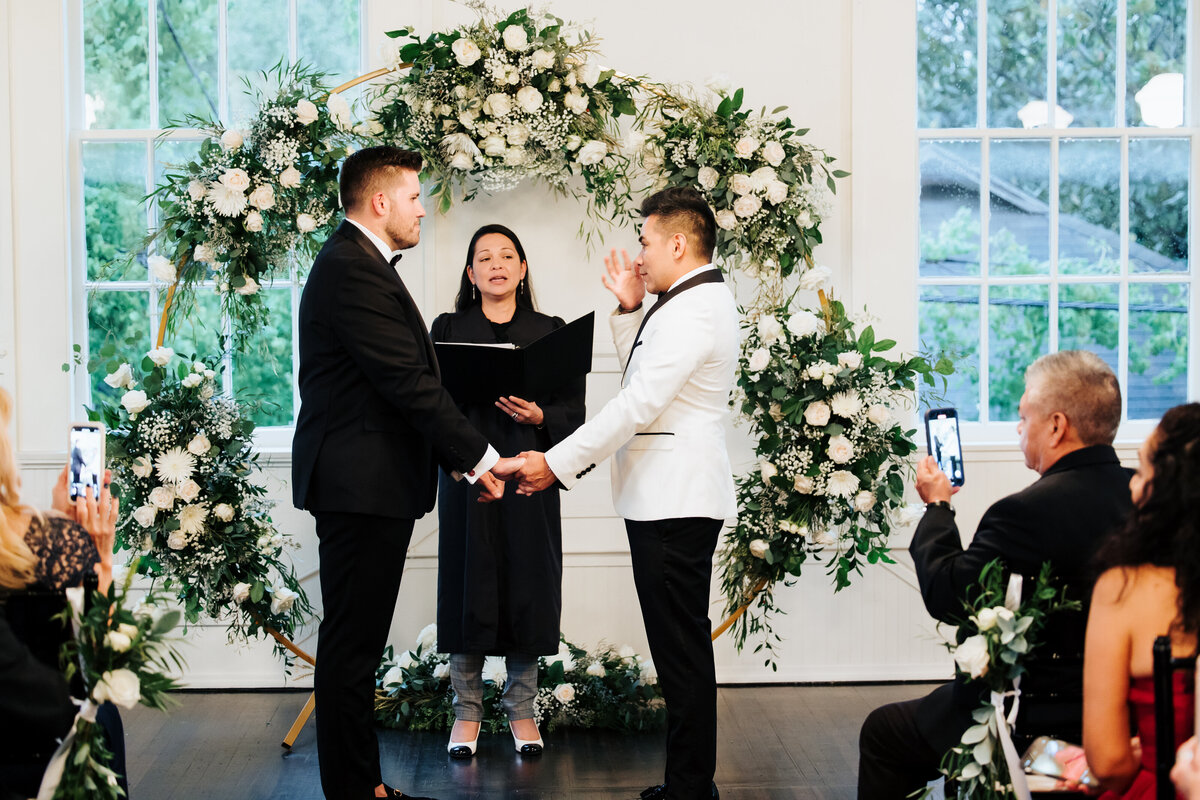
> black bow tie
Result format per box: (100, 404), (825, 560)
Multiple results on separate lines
(389, 253), (402, 266)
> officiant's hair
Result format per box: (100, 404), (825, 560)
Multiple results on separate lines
(641, 187), (717, 261)
(339, 146), (423, 213)
(1024, 350), (1121, 446)
(454, 224), (538, 312)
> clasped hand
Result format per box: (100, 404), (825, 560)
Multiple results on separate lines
(475, 455), (527, 504)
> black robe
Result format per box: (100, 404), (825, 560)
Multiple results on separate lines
(431, 305), (586, 655)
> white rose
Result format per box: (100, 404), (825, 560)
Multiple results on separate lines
(294, 98), (319, 124)
(104, 363), (135, 390)
(382, 666), (402, 687)
(213, 503), (235, 521)
(451, 37), (481, 66)
(759, 458), (778, 483)
(586, 662), (606, 677)
(786, 309), (825, 338)
(515, 85), (543, 113)
(117, 623), (138, 639)
(220, 129), (243, 150)
(954, 634), (990, 679)
(147, 346), (174, 367)
(867, 404), (891, 427)
(733, 195), (762, 218)
(506, 123), (530, 146)
(765, 180), (789, 205)
(826, 470), (860, 498)
(193, 244), (215, 263)
(200, 384), (214, 400)
(799, 265), (833, 291)
(705, 72), (733, 96)
(148, 254), (176, 283)
(548, 77), (562, 92)
(93, 669), (140, 709)
(121, 389), (150, 415)
(803, 401), (831, 427)
(220, 167), (251, 192)
(104, 631), (132, 652)
(244, 210), (263, 232)
(149, 486), (175, 510)
(181, 373), (202, 388)
(838, 351), (864, 370)
(131, 455), (153, 479)
(729, 173), (754, 196)
(712, 209), (735, 231)
(563, 89), (589, 114)
(187, 434), (210, 456)
(854, 490), (876, 513)
(296, 213), (316, 233)
(794, 475), (814, 493)
(271, 586), (299, 615)
(231, 582), (251, 604)
(166, 530), (187, 550)
(416, 622), (438, 652)
(502, 23), (529, 51)
(734, 135), (760, 158)
(749, 539), (769, 559)
(247, 184), (275, 210)
(481, 135), (506, 157)
(762, 140), (786, 167)
(697, 166), (719, 190)
(132, 505), (157, 528)
(639, 659), (657, 684)
(747, 348), (770, 373)
(326, 92), (352, 130)
(974, 608), (999, 631)
(505, 66), (520, 85)
(831, 390), (862, 418)
(618, 645), (636, 662)
(553, 683), (576, 703)
(433, 662), (451, 680)
(577, 140), (607, 166)
(768, 402), (785, 422)
(757, 314), (783, 345)
(565, 134), (582, 151)
(176, 478), (202, 503)
(576, 61), (601, 87)
(203, 369), (214, 379)
(187, 180), (206, 202)
(483, 92), (512, 117)
(531, 48), (556, 70)
(235, 276), (259, 296)
(795, 209), (814, 228)
(279, 166), (302, 188)
(827, 435), (855, 464)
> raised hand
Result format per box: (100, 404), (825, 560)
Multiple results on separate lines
(914, 455), (957, 504)
(490, 455), (527, 481)
(74, 470), (118, 593)
(496, 395), (544, 426)
(515, 451), (557, 495)
(601, 247), (645, 311)
(476, 471), (504, 503)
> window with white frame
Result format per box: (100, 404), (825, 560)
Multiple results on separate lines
(916, 0), (1193, 424)
(74, 0), (363, 428)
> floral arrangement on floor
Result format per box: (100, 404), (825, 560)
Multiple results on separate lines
(932, 559), (1079, 799)
(373, 624), (665, 734)
(43, 562), (184, 800)
(368, 4), (638, 219)
(719, 282), (953, 663)
(147, 61), (358, 344)
(89, 347), (311, 655)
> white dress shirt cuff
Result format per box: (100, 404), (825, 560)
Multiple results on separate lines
(462, 445), (500, 483)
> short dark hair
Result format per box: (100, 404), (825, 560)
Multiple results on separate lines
(454, 224), (538, 312)
(640, 187), (717, 262)
(339, 146), (423, 213)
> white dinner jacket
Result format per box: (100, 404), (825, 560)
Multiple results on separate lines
(545, 265), (740, 522)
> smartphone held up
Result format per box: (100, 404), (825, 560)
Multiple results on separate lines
(924, 408), (964, 487)
(68, 422), (105, 500)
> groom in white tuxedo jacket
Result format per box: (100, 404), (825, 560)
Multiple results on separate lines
(517, 188), (738, 800)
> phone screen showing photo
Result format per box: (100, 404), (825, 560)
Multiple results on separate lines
(926, 410), (965, 487)
(68, 426), (104, 500)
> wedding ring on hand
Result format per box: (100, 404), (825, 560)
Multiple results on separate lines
(512, 412), (519, 420)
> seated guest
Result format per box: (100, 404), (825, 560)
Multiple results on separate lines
(1081, 403), (1200, 797)
(857, 351), (1133, 798)
(0, 387), (123, 797)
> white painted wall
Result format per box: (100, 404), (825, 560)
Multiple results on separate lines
(0, 0), (1159, 690)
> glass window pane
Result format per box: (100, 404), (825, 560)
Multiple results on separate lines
(917, 0), (978, 129)
(233, 290), (294, 426)
(1128, 283), (1188, 419)
(989, 139), (1049, 276)
(83, 0), (149, 129)
(163, 289), (224, 362)
(920, 141), (981, 277)
(83, 141), (149, 282)
(88, 290), (150, 406)
(1059, 138), (1120, 275)
(1126, 0), (1187, 127)
(987, 0), (1047, 128)
(1129, 138), (1189, 274)
(1056, 0), (1116, 128)
(154, 138), (203, 229)
(920, 285), (980, 421)
(157, 0), (219, 127)
(227, 0), (289, 125)
(298, 0), (360, 85)
(989, 284), (1048, 421)
(1059, 283), (1119, 375)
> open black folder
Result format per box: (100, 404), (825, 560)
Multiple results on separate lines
(434, 312), (594, 403)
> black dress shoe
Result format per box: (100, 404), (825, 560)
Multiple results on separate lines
(639, 786), (667, 800)
(380, 784), (437, 800)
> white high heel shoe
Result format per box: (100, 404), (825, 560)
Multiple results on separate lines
(447, 721), (479, 759)
(510, 721), (543, 755)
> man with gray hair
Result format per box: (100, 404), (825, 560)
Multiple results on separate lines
(857, 350), (1132, 798)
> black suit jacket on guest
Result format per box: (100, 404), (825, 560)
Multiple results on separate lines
(910, 444), (1133, 752)
(292, 220), (489, 519)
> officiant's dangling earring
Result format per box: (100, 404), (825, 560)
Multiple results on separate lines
(519, 278), (524, 295)
(471, 282), (477, 301)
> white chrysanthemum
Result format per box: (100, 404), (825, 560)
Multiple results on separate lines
(831, 391), (862, 418)
(826, 470), (860, 498)
(208, 182), (248, 217)
(749, 166), (777, 192)
(177, 503), (208, 536)
(154, 447), (196, 484)
(481, 656), (507, 684)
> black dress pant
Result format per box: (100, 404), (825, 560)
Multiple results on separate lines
(314, 511), (414, 800)
(625, 516), (722, 800)
(857, 696), (942, 799)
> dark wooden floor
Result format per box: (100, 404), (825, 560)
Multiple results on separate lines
(124, 683), (940, 799)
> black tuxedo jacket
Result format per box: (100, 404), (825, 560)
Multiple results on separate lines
(291, 220), (489, 519)
(910, 444), (1133, 752)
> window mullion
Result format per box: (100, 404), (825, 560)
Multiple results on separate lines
(977, 0), (987, 128)
(1118, 132), (1130, 420)
(218, 0), (229, 125)
(979, 134), (991, 423)
(1049, 135), (1059, 354)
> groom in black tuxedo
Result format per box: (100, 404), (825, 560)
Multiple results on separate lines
(292, 147), (523, 800)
